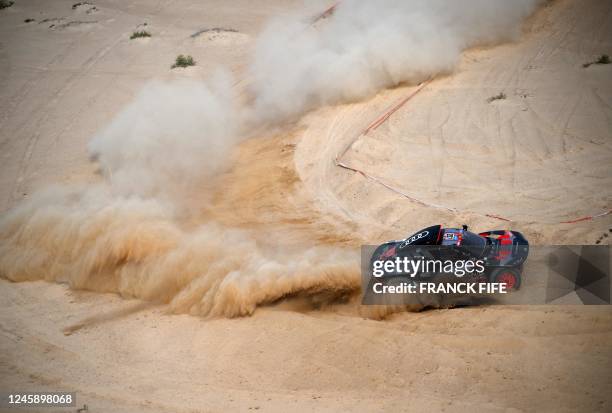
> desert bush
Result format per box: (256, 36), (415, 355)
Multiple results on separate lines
(596, 54), (610, 64)
(487, 92), (507, 103)
(583, 54), (611, 68)
(72, 2), (90, 9)
(0, 0), (14, 10)
(171, 54), (195, 69)
(130, 30), (151, 39)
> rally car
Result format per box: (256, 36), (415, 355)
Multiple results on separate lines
(371, 225), (529, 290)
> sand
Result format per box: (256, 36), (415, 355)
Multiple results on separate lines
(295, 0), (612, 245)
(1, 0), (611, 412)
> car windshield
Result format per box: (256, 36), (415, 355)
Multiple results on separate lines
(462, 231), (486, 248)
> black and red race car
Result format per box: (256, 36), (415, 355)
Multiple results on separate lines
(371, 225), (529, 290)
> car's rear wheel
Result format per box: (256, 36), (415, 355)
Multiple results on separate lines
(490, 268), (521, 290)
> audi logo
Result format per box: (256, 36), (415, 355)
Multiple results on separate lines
(399, 230), (429, 248)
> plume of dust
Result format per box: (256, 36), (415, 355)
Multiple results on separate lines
(0, 0), (544, 318)
(247, 0), (543, 123)
(88, 74), (239, 200)
(0, 186), (360, 318)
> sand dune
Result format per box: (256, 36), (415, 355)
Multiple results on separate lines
(296, 0), (612, 245)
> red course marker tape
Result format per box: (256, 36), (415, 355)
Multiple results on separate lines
(334, 82), (611, 225)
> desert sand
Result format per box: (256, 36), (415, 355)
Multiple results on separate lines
(1, 0), (611, 412)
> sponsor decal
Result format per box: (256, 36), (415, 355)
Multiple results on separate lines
(399, 230), (429, 248)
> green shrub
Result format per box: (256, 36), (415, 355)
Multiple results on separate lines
(0, 0), (14, 10)
(171, 54), (195, 69)
(583, 54), (611, 68)
(130, 30), (151, 40)
(487, 92), (507, 103)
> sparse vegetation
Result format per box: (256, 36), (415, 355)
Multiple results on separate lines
(130, 30), (151, 40)
(487, 92), (507, 103)
(583, 54), (610, 68)
(72, 2), (97, 14)
(72, 2), (91, 9)
(171, 54), (195, 69)
(0, 0), (14, 10)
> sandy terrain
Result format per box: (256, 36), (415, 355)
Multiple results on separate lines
(1, 0), (611, 412)
(296, 0), (612, 244)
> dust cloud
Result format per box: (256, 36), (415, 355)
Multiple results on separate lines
(0, 0), (542, 317)
(248, 0), (543, 121)
(0, 186), (359, 317)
